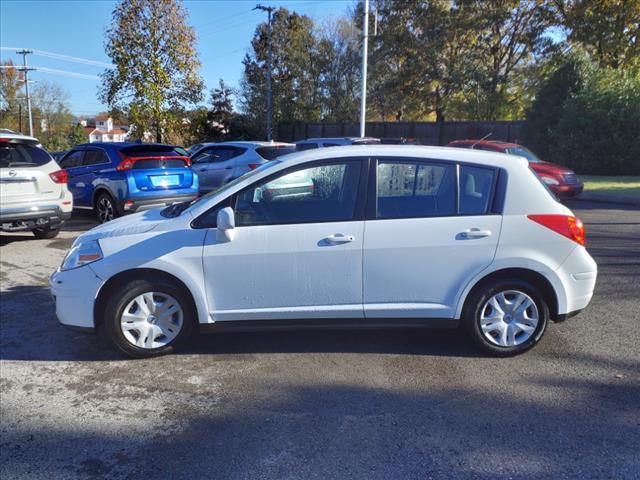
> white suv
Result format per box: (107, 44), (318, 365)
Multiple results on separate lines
(50, 145), (597, 358)
(1, 131), (73, 239)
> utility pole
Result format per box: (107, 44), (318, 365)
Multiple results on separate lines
(17, 49), (34, 137)
(254, 4), (275, 141)
(359, 0), (369, 138)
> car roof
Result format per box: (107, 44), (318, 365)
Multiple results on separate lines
(278, 144), (528, 170)
(193, 141), (294, 148)
(300, 137), (380, 143)
(0, 131), (40, 143)
(448, 139), (522, 149)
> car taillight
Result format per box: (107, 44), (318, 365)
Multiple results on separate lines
(248, 163), (260, 170)
(49, 169), (68, 184)
(116, 157), (135, 171)
(528, 214), (586, 246)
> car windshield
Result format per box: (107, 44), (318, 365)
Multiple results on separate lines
(172, 160), (281, 217)
(506, 146), (542, 163)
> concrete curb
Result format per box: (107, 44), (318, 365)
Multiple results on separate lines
(575, 192), (640, 207)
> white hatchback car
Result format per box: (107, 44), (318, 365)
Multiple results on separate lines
(50, 146), (597, 358)
(1, 131), (73, 238)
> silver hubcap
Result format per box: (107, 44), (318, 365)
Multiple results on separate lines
(120, 292), (184, 349)
(480, 290), (539, 347)
(98, 197), (114, 222)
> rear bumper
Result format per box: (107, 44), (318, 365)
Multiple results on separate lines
(121, 193), (197, 214)
(0, 204), (72, 231)
(555, 246), (597, 315)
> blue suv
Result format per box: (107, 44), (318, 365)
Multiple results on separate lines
(58, 143), (199, 222)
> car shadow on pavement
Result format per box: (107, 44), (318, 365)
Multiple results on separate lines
(0, 285), (481, 361)
(1, 376), (638, 479)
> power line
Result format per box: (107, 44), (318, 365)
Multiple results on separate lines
(1, 47), (112, 68)
(0, 64), (100, 80)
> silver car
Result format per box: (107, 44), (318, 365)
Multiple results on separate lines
(295, 137), (380, 150)
(0, 132), (73, 239)
(190, 141), (296, 192)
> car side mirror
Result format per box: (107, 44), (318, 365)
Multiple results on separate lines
(216, 207), (236, 242)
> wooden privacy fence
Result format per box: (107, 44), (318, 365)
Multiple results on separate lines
(277, 120), (525, 145)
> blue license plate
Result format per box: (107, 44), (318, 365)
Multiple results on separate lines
(150, 175), (179, 187)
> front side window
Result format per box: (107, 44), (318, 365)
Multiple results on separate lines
(376, 161), (456, 219)
(193, 148), (220, 164)
(235, 160), (361, 226)
(459, 165), (496, 215)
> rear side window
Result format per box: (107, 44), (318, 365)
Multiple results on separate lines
(0, 142), (53, 168)
(59, 150), (85, 168)
(131, 159), (188, 170)
(83, 150), (109, 166)
(256, 146), (296, 160)
(376, 161), (456, 219)
(296, 143), (318, 151)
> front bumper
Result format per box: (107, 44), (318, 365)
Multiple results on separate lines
(50, 265), (104, 330)
(0, 204), (72, 232)
(122, 193), (197, 214)
(552, 183), (584, 198)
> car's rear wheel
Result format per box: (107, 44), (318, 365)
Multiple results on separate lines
(32, 226), (59, 239)
(463, 278), (549, 356)
(95, 192), (119, 223)
(103, 278), (196, 358)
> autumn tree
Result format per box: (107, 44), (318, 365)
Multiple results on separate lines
(553, 0), (640, 69)
(0, 60), (23, 131)
(100, 0), (204, 142)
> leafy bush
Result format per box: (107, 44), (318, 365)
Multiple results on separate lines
(523, 55), (640, 175)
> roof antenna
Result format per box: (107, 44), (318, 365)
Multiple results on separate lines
(471, 132), (492, 149)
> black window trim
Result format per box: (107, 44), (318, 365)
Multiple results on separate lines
(366, 156), (504, 221)
(191, 156), (370, 229)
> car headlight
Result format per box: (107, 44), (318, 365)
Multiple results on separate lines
(541, 176), (560, 186)
(61, 240), (103, 271)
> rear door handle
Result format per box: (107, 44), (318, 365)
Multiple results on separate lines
(325, 233), (355, 244)
(461, 228), (492, 239)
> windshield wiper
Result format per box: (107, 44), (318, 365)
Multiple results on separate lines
(161, 200), (192, 218)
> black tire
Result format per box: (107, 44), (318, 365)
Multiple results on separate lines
(32, 226), (59, 239)
(463, 278), (549, 356)
(103, 277), (196, 358)
(95, 192), (119, 223)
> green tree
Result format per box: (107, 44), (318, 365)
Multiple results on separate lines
(553, 0), (640, 69)
(0, 60), (23, 131)
(100, 0), (204, 143)
(240, 8), (321, 137)
(68, 123), (87, 147)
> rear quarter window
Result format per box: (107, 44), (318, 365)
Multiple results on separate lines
(0, 142), (53, 168)
(256, 146), (296, 160)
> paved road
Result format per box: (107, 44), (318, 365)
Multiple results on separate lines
(1, 201), (639, 480)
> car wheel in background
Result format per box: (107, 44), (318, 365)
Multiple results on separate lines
(32, 227), (59, 239)
(95, 192), (119, 223)
(103, 278), (196, 358)
(463, 278), (549, 356)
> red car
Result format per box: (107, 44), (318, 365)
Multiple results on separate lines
(447, 140), (584, 198)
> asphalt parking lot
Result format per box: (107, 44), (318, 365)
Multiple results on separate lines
(1, 200), (639, 480)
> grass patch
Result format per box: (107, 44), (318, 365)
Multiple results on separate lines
(579, 176), (640, 197)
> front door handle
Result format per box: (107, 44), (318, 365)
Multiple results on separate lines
(325, 233), (355, 244)
(225, 166), (233, 170)
(461, 228), (492, 239)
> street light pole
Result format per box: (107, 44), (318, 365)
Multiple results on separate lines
(254, 4), (274, 141)
(17, 49), (34, 137)
(359, 0), (369, 138)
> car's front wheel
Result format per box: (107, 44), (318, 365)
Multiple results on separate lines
(463, 278), (549, 356)
(103, 278), (196, 358)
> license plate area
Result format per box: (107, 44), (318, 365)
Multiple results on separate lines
(0, 179), (37, 197)
(150, 175), (180, 188)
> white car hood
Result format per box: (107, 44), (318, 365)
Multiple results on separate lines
(78, 209), (166, 243)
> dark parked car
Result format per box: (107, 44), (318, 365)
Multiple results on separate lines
(58, 143), (199, 223)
